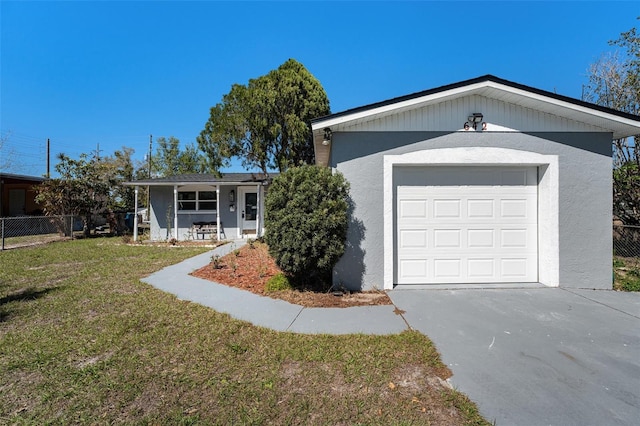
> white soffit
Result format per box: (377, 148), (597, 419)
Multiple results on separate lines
(312, 78), (640, 139)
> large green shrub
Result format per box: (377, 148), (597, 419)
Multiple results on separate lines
(264, 165), (350, 287)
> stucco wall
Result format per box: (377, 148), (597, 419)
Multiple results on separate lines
(331, 131), (612, 290)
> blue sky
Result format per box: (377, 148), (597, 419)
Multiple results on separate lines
(1, 1), (638, 176)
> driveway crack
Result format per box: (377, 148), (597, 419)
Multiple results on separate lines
(561, 288), (640, 320)
(391, 303), (413, 331)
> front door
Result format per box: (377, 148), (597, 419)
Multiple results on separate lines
(9, 189), (26, 216)
(240, 189), (258, 236)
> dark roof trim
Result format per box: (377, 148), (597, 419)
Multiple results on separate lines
(0, 173), (46, 182)
(311, 74), (640, 125)
(123, 172), (276, 186)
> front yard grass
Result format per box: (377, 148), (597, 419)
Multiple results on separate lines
(613, 257), (640, 291)
(0, 238), (488, 425)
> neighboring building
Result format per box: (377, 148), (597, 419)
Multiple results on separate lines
(124, 173), (273, 241)
(311, 75), (640, 291)
(0, 173), (45, 217)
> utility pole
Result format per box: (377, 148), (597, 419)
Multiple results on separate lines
(147, 134), (152, 213)
(46, 138), (50, 178)
(148, 134), (152, 178)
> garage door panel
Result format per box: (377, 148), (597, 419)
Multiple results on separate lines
(399, 199), (428, 219)
(433, 199), (461, 218)
(433, 229), (461, 248)
(399, 229), (428, 249)
(399, 258), (429, 282)
(500, 229), (528, 248)
(433, 259), (461, 279)
(500, 199), (530, 218)
(498, 226), (536, 251)
(468, 258), (495, 278)
(500, 258), (531, 278)
(396, 166), (538, 285)
(468, 229), (495, 248)
(467, 199), (495, 218)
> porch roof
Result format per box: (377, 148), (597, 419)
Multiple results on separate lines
(124, 172), (275, 187)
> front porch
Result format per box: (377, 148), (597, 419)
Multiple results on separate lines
(124, 173), (273, 242)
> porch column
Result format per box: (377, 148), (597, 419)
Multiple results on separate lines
(256, 183), (261, 238)
(216, 185), (221, 241)
(173, 185), (178, 240)
(133, 186), (139, 242)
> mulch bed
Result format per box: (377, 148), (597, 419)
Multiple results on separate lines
(191, 241), (392, 308)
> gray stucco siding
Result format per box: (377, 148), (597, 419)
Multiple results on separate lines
(331, 131), (612, 290)
(149, 186), (239, 241)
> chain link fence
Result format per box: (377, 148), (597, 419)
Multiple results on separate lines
(613, 224), (640, 266)
(4, 218), (640, 258)
(1, 215), (78, 250)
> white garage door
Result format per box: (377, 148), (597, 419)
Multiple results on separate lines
(396, 166), (538, 284)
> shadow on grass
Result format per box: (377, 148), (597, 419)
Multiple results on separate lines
(0, 286), (62, 322)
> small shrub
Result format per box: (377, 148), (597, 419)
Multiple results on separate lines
(257, 264), (268, 279)
(265, 273), (293, 292)
(229, 258), (238, 276)
(211, 254), (222, 269)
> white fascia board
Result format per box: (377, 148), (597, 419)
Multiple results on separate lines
(486, 81), (640, 130)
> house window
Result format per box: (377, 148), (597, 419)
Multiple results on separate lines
(178, 191), (217, 212)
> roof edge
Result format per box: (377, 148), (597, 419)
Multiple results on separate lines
(0, 172), (46, 182)
(122, 172), (277, 187)
(311, 74), (640, 127)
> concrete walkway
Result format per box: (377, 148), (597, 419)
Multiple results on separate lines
(142, 244), (640, 426)
(142, 241), (407, 335)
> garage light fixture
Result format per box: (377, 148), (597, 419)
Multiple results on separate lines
(464, 113), (485, 131)
(468, 113), (483, 123)
(322, 128), (332, 145)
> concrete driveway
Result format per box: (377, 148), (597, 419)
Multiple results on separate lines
(388, 288), (640, 426)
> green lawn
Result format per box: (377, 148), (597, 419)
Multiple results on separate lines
(613, 257), (640, 291)
(0, 238), (488, 425)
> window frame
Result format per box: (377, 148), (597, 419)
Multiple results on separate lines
(177, 190), (218, 213)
